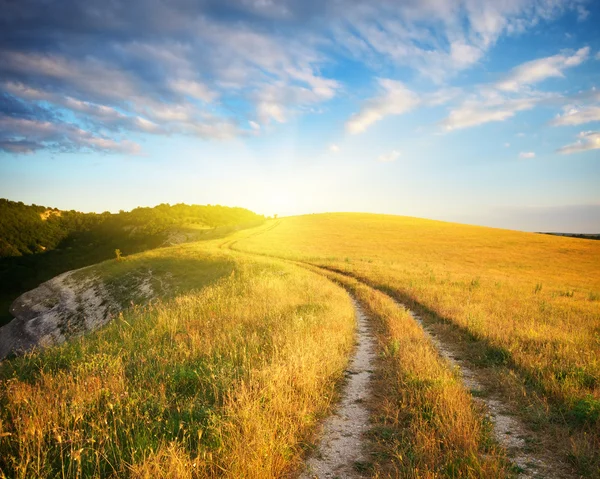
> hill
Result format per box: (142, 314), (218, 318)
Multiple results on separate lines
(0, 199), (264, 258)
(1, 213), (599, 477)
(233, 213), (600, 476)
(0, 199), (264, 326)
(0, 238), (355, 477)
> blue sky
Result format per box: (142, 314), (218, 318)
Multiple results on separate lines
(0, 0), (599, 232)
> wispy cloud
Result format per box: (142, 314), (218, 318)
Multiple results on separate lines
(550, 105), (600, 126)
(353, 44), (591, 134)
(346, 80), (419, 134)
(557, 130), (600, 154)
(377, 150), (401, 163)
(332, 0), (584, 82)
(441, 97), (539, 131)
(0, 0), (591, 154)
(0, 3), (341, 153)
(328, 144), (340, 153)
(438, 46), (590, 131)
(496, 47), (589, 92)
(519, 151), (536, 158)
(0, 114), (141, 154)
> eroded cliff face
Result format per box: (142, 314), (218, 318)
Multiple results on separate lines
(0, 268), (159, 360)
(0, 271), (116, 360)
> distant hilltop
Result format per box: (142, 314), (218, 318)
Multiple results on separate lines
(0, 198), (266, 327)
(539, 232), (600, 240)
(0, 198), (264, 258)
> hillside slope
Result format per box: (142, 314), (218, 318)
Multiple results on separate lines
(0, 237), (356, 478)
(0, 243), (237, 359)
(233, 213), (600, 475)
(2, 214), (598, 477)
(0, 200), (264, 326)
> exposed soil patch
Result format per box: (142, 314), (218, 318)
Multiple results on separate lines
(0, 267), (164, 360)
(301, 299), (376, 479)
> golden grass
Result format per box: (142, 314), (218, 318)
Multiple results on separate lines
(303, 265), (511, 478)
(234, 214), (600, 474)
(2, 212), (598, 477)
(0, 248), (355, 478)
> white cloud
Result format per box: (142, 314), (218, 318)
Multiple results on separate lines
(504, 142), (511, 147)
(519, 151), (535, 158)
(577, 5), (590, 21)
(0, 1), (590, 154)
(329, 144), (340, 153)
(83, 137), (141, 154)
(377, 150), (401, 162)
(550, 105), (600, 126)
(183, 120), (240, 140)
(0, 115), (141, 154)
(496, 47), (590, 92)
(3, 81), (161, 134)
(142, 103), (195, 123)
(441, 97), (537, 130)
(346, 79), (419, 134)
(557, 130), (600, 154)
(3, 81), (51, 101)
(257, 101), (286, 124)
(133, 116), (161, 133)
(332, 0), (583, 82)
(285, 67), (339, 101)
(0, 51), (141, 104)
(438, 45), (589, 132)
(424, 87), (463, 106)
(450, 42), (484, 69)
(0, 16), (342, 151)
(169, 79), (217, 103)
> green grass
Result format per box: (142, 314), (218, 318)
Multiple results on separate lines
(0, 244), (355, 478)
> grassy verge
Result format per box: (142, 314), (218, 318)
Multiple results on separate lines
(0, 251), (355, 478)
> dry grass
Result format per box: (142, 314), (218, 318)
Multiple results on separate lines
(303, 264), (511, 478)
(2, 212), (598, 477)
(0, 247), (355, 478)
(234, 214), (600, 475)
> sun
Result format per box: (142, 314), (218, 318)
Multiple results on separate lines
(263, 189), (297, 217)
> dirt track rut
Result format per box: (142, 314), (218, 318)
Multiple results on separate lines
(300, 299), (376, 479)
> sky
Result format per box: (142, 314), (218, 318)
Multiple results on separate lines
(0, 0), (599, 232)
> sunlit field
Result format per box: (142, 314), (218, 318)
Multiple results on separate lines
(303, 265), (512, 478)
(3, 0), (599, 476)
(0, 245), (355, 478)
(1, 213), (599, 478)
(234, 214), (600, 474)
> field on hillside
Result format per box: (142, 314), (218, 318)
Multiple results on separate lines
(0, 200), (264, 327)
(1, 213), (599, 478)
(0, 242), (356, 478)
(234, 214), (600, 475)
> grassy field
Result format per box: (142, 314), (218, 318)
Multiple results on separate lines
(0, 244), (355, 478)
(1, 213), (599, 477)
(234, 214), (600, 475)
(302, 264), (511, 478)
